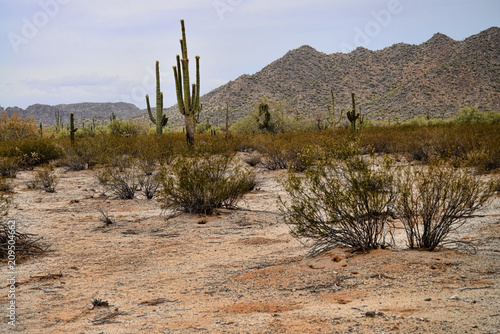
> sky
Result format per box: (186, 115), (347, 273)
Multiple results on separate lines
(1, 0), (499, 110)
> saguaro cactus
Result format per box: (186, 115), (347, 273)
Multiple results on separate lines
(173, 19), (201, 146)
(327, 88), (343, 130)
(70, 113), (78, 145)
(146, 61), (168, 135)
(347, 92), (360, 133)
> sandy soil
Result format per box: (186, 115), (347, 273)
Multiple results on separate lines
(1, 166), (499, 333)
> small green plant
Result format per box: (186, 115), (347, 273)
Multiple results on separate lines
(158, 153), (256, 215)
(395, 161), (498, 251)
(28, 166), (58, 193)
(279, 150), (397, 255)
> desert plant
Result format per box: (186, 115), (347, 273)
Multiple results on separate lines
(8, 138), (63, 168)
(346, 93), (360, 133)
(0, 178), (13, 193)
(395, 161), (498, 251)
(104, 166), (139, 200)
(326, 89), (343, 130)
(0, 193), (10, 217)
(138, 171), (161, 200)
(173, 19), (201, 145)
(69, 113), (78, 146)
(243, 153), (262, 167)
(0, 111), (39, 141)
(1, 220), (48, 261)
(0, 157), (19, 178)
(28, 166), (58, 192)
(279, 153), (397, 256)
(158, 153), (256, 215)
(97, 207), (115, 226)
(146, 60), (169, 135)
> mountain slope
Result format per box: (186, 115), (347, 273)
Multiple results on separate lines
(194, 27), (500, 124)
(6, 27), (500, 126)
(5, 102), (141, 125)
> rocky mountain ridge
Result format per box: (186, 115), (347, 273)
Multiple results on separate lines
(4, 27), (499, 126)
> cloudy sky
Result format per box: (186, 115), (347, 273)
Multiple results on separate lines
(1, 0), (499, 109)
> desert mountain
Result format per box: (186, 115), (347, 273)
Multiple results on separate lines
(5, 27), (499, 126)
(5, 102), (141, 125)
(188, 26), (499, 125)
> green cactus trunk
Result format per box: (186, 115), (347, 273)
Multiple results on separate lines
(327, 89), (344, 130)
(70, 113), (77, 146)
(347, 93), (360, 133)
(146, 61), (168, 135)
(173, 19), (201, 146)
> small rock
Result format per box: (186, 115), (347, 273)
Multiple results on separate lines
(424, 297), (432, 301)
(450, 295), (459, 300)
(365, 311), (377, 317)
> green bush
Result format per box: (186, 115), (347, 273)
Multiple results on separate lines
(0, 138), (64, 169)
(158, 152), (256, 215)
(280, 152), (397, 255)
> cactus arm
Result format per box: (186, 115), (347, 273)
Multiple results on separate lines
(194, 56), (200, 111)
(146, 94), (157, 124)
(173, 19), (200, 145)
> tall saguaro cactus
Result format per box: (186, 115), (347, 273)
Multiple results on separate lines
(347, 92), (360, 133)
(327, 88), (343, 130)
(70, 113), (78, 146)
(173, 19), (201, 146)
(146, 61), (168, 135)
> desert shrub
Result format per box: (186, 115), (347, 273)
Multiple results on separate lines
(0, 178), (13, 193)
(259, 135), (320, 172)
(454, 106), (486, 124)
(97, 207), (115, 226)
(395, 162), (498, 251)
(158, 152), (256, 215)
(260, 142), (290, 170)
(97, 165), (139, 199)
(1, 220), (48, 261)
(243, 153), (262, 167)
(0, 157), (19, 178)
(28, 166), (58, 192)
(0, 192), (10, 217)
(280, 153), (397, 255)
(0, 112), (39, 141)
(107, 119), (140, 136)
(0, 138), (63, 169)
(138, 171), (161, 200)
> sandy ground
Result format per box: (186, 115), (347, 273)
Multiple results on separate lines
(1, 166), (499, 334)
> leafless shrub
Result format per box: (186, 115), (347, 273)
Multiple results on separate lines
(97, 207), (115, 226)
(27, 166), (58, 192)
(1, 221), (48, 261)
(395, 161), (498, 251)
